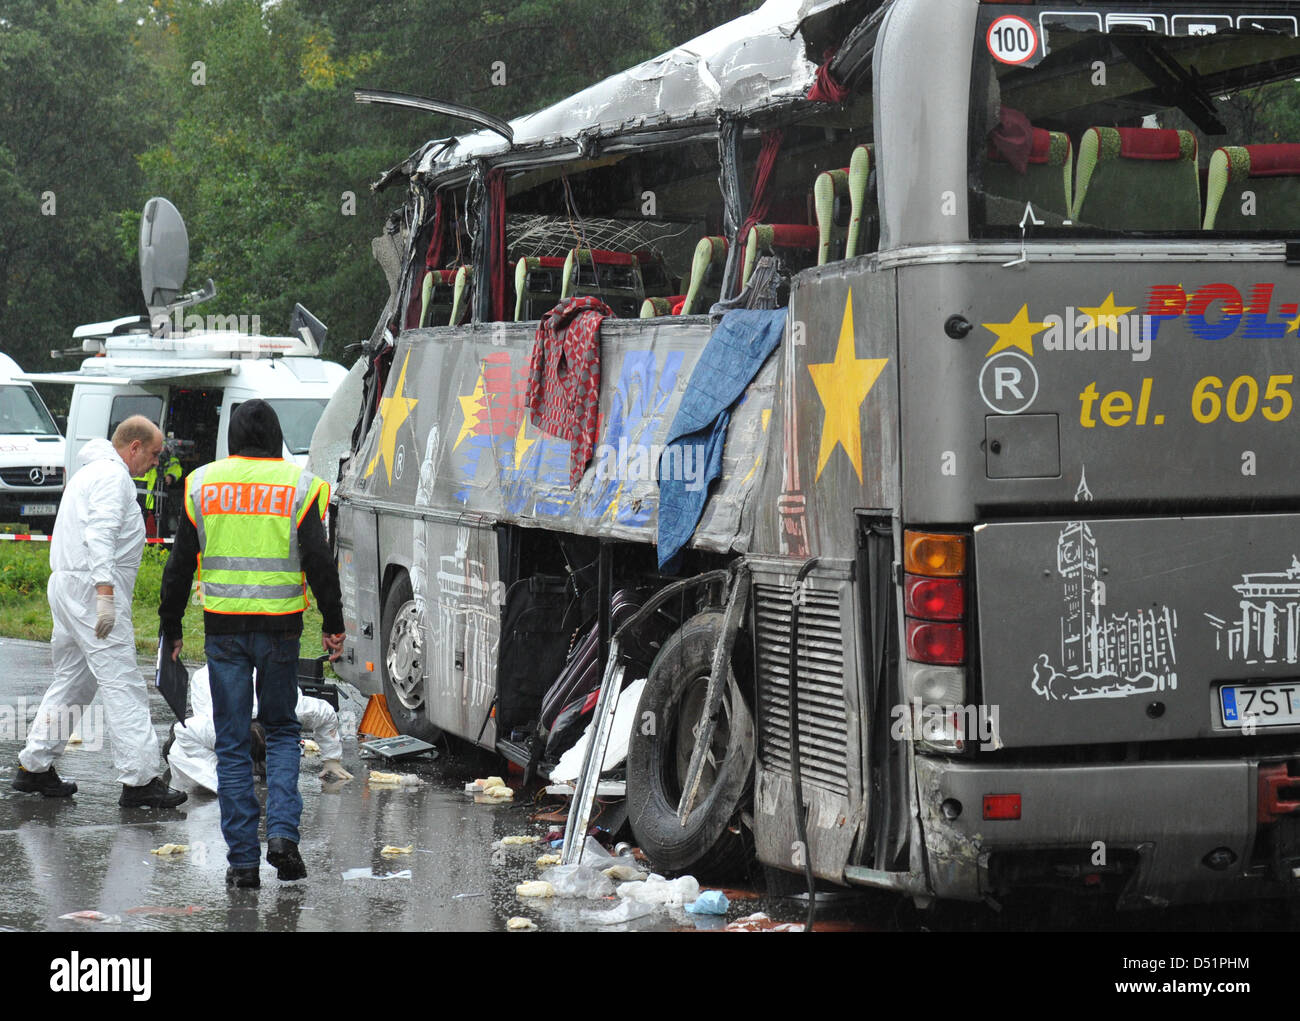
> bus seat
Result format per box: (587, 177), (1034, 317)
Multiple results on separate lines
(1072, 127), (1199, 230)
(561, 248), (670, 318)
(681, 236), (727, 315)
(419, 269), (459, 327)
(1204, 144), (1300, 230)
(814, 168), (850, 265)
(640, 295), (686, 318)
(450, 266), (472, 326)
(741, 223), (820, 286)
(984, 127), (1072, 221)
(846, 143), (875, 258)
(514, 256), (566, 321)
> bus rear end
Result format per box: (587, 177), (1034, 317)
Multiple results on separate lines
(893, 0), (1300, 907)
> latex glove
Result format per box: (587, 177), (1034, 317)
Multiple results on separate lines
(319, 759), (353, 781)
(323, 632), (345, 662)
(94, 592), (115, 639)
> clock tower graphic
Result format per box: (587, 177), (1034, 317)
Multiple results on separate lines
(1057, 468), (1098, 673)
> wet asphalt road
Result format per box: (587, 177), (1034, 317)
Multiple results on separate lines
(1, 635), (1296, 934)
(0, 637), (814, 933)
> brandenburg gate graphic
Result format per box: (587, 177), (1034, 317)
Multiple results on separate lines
(1206, 555), (1300, 666)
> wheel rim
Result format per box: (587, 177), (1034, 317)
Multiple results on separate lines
(386, 600), (426, 712)
(670, 673), (733, 806)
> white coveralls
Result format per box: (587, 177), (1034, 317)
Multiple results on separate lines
(168, 665), (342, 794)
(19, 438), (160, 785)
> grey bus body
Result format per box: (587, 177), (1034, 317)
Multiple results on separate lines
(328, 0), (1300, 907)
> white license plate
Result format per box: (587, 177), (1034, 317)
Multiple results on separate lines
(20, 504), (56, 516)
(1220, 683), (1300, 728)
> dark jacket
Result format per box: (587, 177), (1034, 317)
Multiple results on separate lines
(158, 399), (345, 641)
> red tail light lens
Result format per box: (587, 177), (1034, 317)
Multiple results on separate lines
(905, 575), (965, 621)
(906, 620), (966, 665)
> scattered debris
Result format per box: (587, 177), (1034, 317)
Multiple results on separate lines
(368, 770), (422, 787)
(615, 874), (700, 907)
(380, 844), (414, 856)
(360, 735), (438, 762)
(724, 912), (805, 932)
(536, 853), (562, 867)
(342, 868), (412, 881)
(547, 864), (616, 899)
(149, 844), (189, 856)
(465, 776), (514, 802)
(577, 899), (659, 926)
(301, 739), (321, 755)
(58, 911), (122, 924)
(126, 906), (204, 917)
(601, 864), (646, 882)
(500, 834), (539, 846)
(685, 890), (730, 915)
(452, 892), (486, 899)
(507, 916), (537, 930)
(516, 880), (556, 898)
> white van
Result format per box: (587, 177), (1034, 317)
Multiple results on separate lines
(0, 351), (65, 532)
(19, 198), (347, 536)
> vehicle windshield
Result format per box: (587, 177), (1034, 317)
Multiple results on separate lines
(970, 5), (1300, 238)
(264, 398), (330, 455)
(0, 385), (59, 435)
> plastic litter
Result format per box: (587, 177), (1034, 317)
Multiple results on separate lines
(58, 911), (122, 924)
(546, 864), (617, 899)
(507, 916), (537, 930)
(368, 770), (421, 786)
(725, 911), (805, 932)
(466, 775), (505, 792)
(341, 868), (412, 881)
(500, 835), (539, 846)
(601, 864), (646, 882)
(685, 890), (730, 915)
(516, 880), (556, 898)
(577, 898), (659, 926)
(380, 844), (414, 856)
(301, 738), (321, 755)
(149, 843), (189, 856)
(615, 873), (700, 907)
(549, 678), (646, 783)
(536, 853), (562, 867)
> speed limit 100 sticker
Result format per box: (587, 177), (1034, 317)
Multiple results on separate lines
(987, 15), (1038, 65)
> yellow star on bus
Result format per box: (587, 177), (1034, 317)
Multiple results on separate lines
(808, 291), (889, 483)
(983, 304), (1048, 358)
(512, 416), (536, 470)
(1287, 311), (1300, 335)
(453, 372), (487, 452)
(365, 350), (419, 484)
(1078, 292), (1135, 335)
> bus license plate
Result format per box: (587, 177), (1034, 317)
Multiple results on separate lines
(1220, 684), (1300, 728)
(20, 504), (56, 516)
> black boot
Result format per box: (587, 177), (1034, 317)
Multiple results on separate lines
(119, 777), (187, 808)
(225, 866), (260, 889)
(266, 837), (306, 881)
(12, 765), (76, 797)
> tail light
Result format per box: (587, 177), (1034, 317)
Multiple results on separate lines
(903, 530), (971, 754)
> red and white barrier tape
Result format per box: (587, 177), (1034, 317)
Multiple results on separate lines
(0, 534), (173, 544)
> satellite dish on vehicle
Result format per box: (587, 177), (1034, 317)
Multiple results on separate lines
(139, 197), (190, 316)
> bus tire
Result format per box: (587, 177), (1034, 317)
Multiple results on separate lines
(627, 611), (754, 881)
(379, 571), (442, 743)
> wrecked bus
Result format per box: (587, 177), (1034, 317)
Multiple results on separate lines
(325, 0), (1300, 907)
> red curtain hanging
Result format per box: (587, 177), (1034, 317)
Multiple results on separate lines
(425, 191), (445, 269)
(739, 128), (786, 245)
(487, 169), (507, 322)
(807, 49), (848, 104)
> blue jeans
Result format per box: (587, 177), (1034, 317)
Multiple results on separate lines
(205, 632), (302, 869)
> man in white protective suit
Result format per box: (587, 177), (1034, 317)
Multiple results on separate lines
(166, 664), (353, 794)
(11, 416), (187, 807)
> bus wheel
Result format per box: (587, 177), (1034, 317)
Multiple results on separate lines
(380, 572), (442, 743)
(627, 612), (754, 881)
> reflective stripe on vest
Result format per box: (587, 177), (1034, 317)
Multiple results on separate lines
(185, 458), (329, 616)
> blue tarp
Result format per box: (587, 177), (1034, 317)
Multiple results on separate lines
(656, 308), (786, 570)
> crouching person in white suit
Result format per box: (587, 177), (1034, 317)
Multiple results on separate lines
(167, 665), (353, 794)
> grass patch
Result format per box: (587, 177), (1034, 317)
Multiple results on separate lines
(0, 542), (326, 663)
